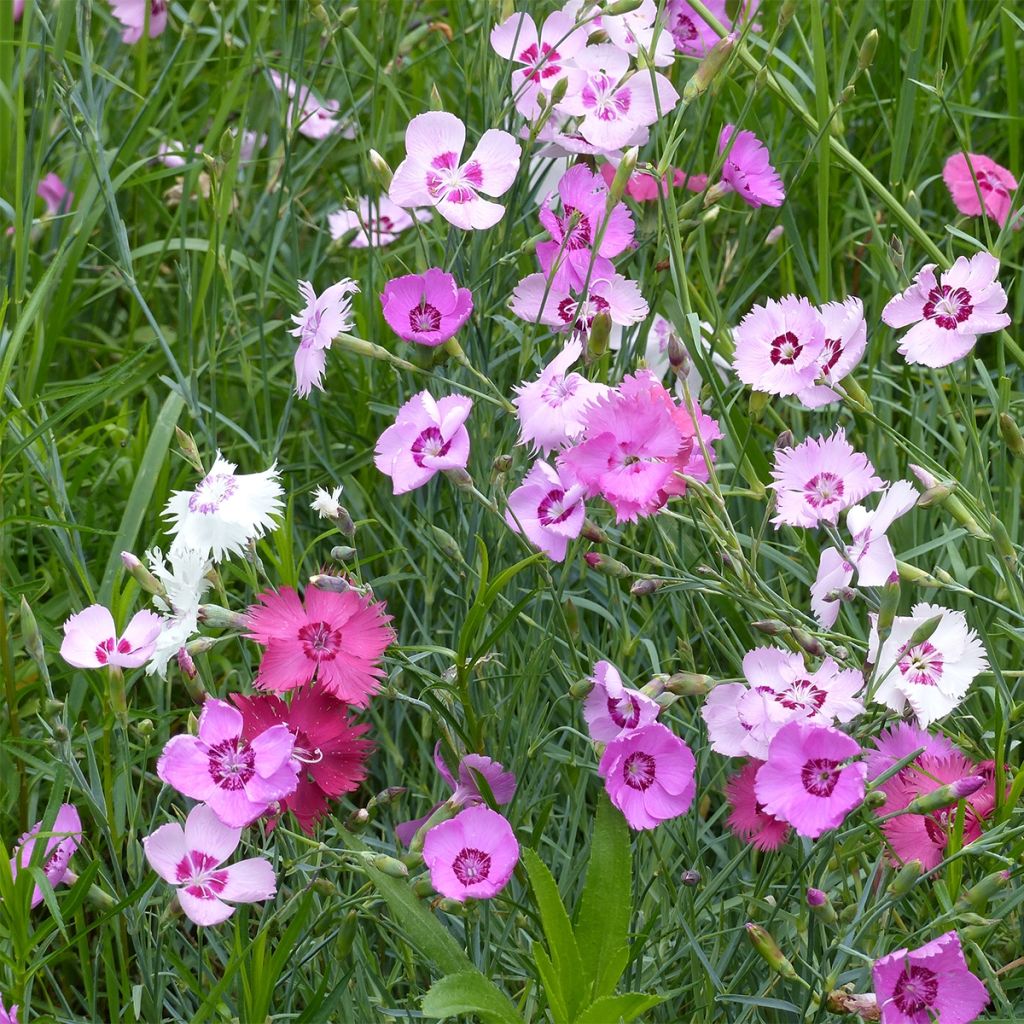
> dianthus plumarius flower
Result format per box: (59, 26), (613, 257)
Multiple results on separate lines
(142, 803), (276, 926)
(60, 604), (163, 669)
(422, 805), (519, 901)
(0, 995), (16, 1024)
(796, 297), (868, 408)
(109, 0), (167, 44)
(664, 0), (732, 56)
(943, 152), (1019, 229)
(872, 931), (989, 1024)
(770, 429), (882, 529)
(599, 723), (696, 831)
(732, 295), (825, 396)
(598, 161), (708, 202)
(505, 459), (586, 562)
(374, 391), (473, 494)
(144, 545), (213, 678)
(725, 760), (791, 851)
(583, 660), (660, 742)
(510, 271), (649, 335)
(718, 125), (785, 208)
(268, 70), (351, 140)
(310, 484), (345, 521)
(388, 111), (521, 230)
(163, 453), (284, 561)
(290, 278), (358, 397)
(157, 698), (299, 828)
(881, 252), (1011, 367)
(37, 172), (73, 215)
(602, 0), (675, 66)
(327, 195), (429, 248)
(8, 804), (82, 908)
(380, 268), (473, 347)
(865, 722), (955, 785)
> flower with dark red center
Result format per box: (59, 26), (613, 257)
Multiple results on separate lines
(506, 459), (587, 562)
(9, 804), (82, 909)
(60, 604), (163, 670)
(422, 805), (519, 901)
(943, 151), (1020, 229)
(583, 660), (660, 742)
(732, 295), (825, 397)
(380, 268), (473, 347)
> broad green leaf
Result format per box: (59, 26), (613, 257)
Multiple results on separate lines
(421, 972), (523, 1024)
(574, 993), (663, 1024)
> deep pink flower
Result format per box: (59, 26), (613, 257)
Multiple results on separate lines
(110, 0), (167, 44)
(770, 429), (883, 529)
(60, 604), (163, 669)
(0, 996), (16, 1024)
(290, 278), (358, 398)
(725, 760), (791, 851)
(380, 268), (473, 347)
(143, 803), (276, 926)
(599, 161), (708, 201)
(232, 684), (373, 834)
(389, 112), (521, 230)
(872, 931), (989, 1024)
(754, 722), (865, 839)
(157, 698), (299, 828)
(719, 125), (785, 208)
(374, 391), (473, 494)
(505, 460), (586, 562)
(943, 152), (1019, 229)
(328, 196), (429, 248)
(37, 173), (72, 215)
(664, 0), (729, 55)
(9, 804), (82, 908)
(796, 297), (868, 408)
(583, 660), (660, 742)
(732, 295), (825, 397)
(510, 271), (649, 335)
(422, 805), (519, 901)
(882, 253), (1011, 367)
(268, 71), (351, 140)
(246, 586), (393, 706)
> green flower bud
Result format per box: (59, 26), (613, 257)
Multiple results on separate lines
(888, 859), (922, 897)
(745, 923), (798, 979)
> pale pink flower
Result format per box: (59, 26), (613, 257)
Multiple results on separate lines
(583, 660), (660, 742)
(110, 0), (167, 44)
(155, 140), (199, 169)
(509, 270), (649, 335)
(422, 805), (519, 901)
(702, 683), (788, 759)
(9, 804), (82, 908)
(881, 253), (1011, 367)
(602, 0), (675, 66)
(505, 460), (586, 562)
(664, 0), (729, 56)
(143, 803), (276, 926)
(389, 112), (521, 230)
(725, 760), (791, 851)
(290, 278), (358, 398)
(719, 125), (785, 207)
(37, 173), (72, 215)
(374, 391), (473, 494)
(732, 295), (825, 396)
(795, 297), (868, 408)
(60, 604), (162, 669)
(770, 430), (883, 529)
(532, 119), (650, 160)
(380, 268), (472, 347)
(943, 152), (1019, 229)
(268, 70), (352, 140)
(742, 647), (864, 725)
(328, 196), (428, 248)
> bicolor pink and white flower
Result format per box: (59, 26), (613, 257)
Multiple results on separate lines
(796, 297), (868, 407)
(583, 660), (660, 742)
(143, 803), (276, 926)
(380, 268), (473, 347)
(510, 271), (649, 335)
(664, 0), (730, 56)
(144, 545), (213, 678)
(943, 152), (1019, 229)
(37, 173), (73, 215)
(328, 196), (428, 248)
(602, 0), (676, 66)
(268, 70), (352, 140)
(719, 125), (785, 208)
(389, 112), (521, 230)
(9, 804), (82, 908)
(60, 604), (163, 670)
(725, 760), (791, 851)
(110, 0), (167, 44)
(290, 278), (358, 397)
(422, 805), (519, 901)
(732, 295), (826, 396)
(505, 460), (586, 562)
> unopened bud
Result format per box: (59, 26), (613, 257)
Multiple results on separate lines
(121, 552), (166, 596)
(863, 790), (887, 810)
(888, 859), (922, 897)
(430, 525), (463, 564)
(667, 332), (687, 371)
(806, 888), (838, 925)
(563, 597), (580, 637)
(197, 604), (247, 629)
(630, 578), (662, 597)
(347, 807), (370, 830)
(606, 146), (638, 207)
(745, 923), (797, 979)
(792, 628), (825, 657)
(683, 33), (735, 102)
(175, 427), (204, 473)
(857, 29), (878, 71)
(334, 909), (358, 957)
(665, 672), (712, 696)
(134, 718), (155, 738)
(604, 0), (644, 14)
(547, 75), (569, 107)
(778, 0), (797, 29)
(570, 677), (595, 699)
(681, 869), (701, 887)
(309, 574), (354, 593)
(917, 483), (953, 508)
(429, 84), (443, 111)
(368, 149), (393, 191)
(907, 614), (943, 649)
(19, 595), (45, 666)
(588, 312), (612, 358)
(580, 520), (608, 544)
(957, 869), (1011, 913)
(765, 225), (784, 245)
(888, 235), (904, 275)
(365, 787), (407, 813)
(905, 776), (985, 815)
(999, 413), (1024, 457)
(877, 574), (900, 636)
(840, 375), (873, 414)
(331, 545), (357, 562)
(177, 647), (198, 680)
(491, 453), (513, 477)
(991, 518), (1018, 569)
(443, 466), (474, 491)
(584, 552), (631, 578)
(752, 619), (787, 636)
(905, 190), (921, 221)
(363, 853), (409, 879)
(774, 429), (795, 450)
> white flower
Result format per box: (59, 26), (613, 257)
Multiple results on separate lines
(144, 545), (213, 678)
(163, 453), (284, 561)
(310, 484), (344, 520)
(869, 602), (988, 727)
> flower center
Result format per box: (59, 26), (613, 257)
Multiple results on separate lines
(409, 300), (442, 334)
(559, 205), (593, 249)
(898, 641), (943, 686)
(800, 757), (840, 797)
(425, 151), (483, 205)
(188, 471), (238, 515)
(94, 636), (133, 664)
(803, 471), (844, 509)
(769, 331), (803, 365)
(556, 293), (610, 331)
(976, 169), (1009, 197)
(451, 847), (492, 885)
(777, 680), (827, 713)
(411, 425), (453, 467)
(517, 41), (562, 83)
(298, 620), (343, 662)
(608, 693), (641, 729)
(540, 373), (580, 406)
(175, 850), (229, 900)
(821, 337), (843, 375)
(537, 488), (576, 527)
(923, 284), (973, 331)
(892, 965), (939, 1014)
(581, 75), (631, 121)
(207, 738), (256, 791)
(622, 750), (657, 791)
(923, 813), (950, 848)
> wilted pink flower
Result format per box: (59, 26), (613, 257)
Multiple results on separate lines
(725, 760), (791, 851)
(795, 297), (868, 408)
(389, 112), (521, 230)
(602, 0), (675, 66)
(943, 152), (1019, 229)
(110, 0), (167, 44)
(268, 70), (351, 140)
(246, 586), (393, 706)
(60, 604), (163, 669)
(374, 391), (473, 494)
(510, 271), (649, 335)
(37, 173), (72, 215)
(143, 803), (276, 926)
(732, 295), (825, 396)
(872, 931), (989, 1024)
(770, 429), (883, 529)
(9, 804), (82, 908)
(599, 723), (696, 830)
(598, 161), (708, 201)
(664, 0), (729, 55)
(422, 805), (519, 901)
(754, 722), (865, 839)
(719, 125), (785, 208)
(380, 268), (472, 347)
(328, 196), (428, 248)
(157, 698), (299, 828)
(881, 253), (1011, 367)
(583, 660), (660, 742)
(290, 278), (358, 398)
(505, 460), (586, 562)
(232, 683), (373, 834)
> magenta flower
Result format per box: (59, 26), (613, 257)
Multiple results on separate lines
(157, 698), (299, 828)
(510, 271), (649, 335)
(290, 278), (358, 398)
(143, 804), (276, 926)
(770, 429), (883, 529)
(422, 805), (519, 902)
(943, 152), (1019, 229)
(9, 804), (82, 908)
(374, 391), (473, 494)
(664, 0), (730, 55)
(60, 604), (163, 669)
(109, 0), (167, 44)
(328, 196), (428, 248)
(881, 253), (1011, 367)
(599, 161), (708, 201)
(268, 70), (351, 141)
(724, 760), (791, 851)
(380, 268), (473, 347)
(583, 660), (660, 742)
(232, 683), (373, 834)
(389, 112), (521, 230)
(246, 586), (393, 706)
(0, 996), (16, 1024)
(732, 295), (825, 396)
(505, 460), (586, 562)
(37, 173), (72, 215)
(599, 723), (696, 831)
(754, 722), (865, 839)
(719, 125), (785, 208)
(795, 297), (868, 408)
(872, 931), (989, 1024)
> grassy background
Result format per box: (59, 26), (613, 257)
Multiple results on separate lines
(2, 0), (1023, 1020)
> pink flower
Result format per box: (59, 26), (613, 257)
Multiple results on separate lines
(328, 196), (428, 248)
(598, 161), (708, 201)
(143, 803), (276, 926)
(155, 140), (199, 169)
(374, 391), (473, 494)
(732, 295), (825, 396)
(246, 586), (393, 706)
(290, 278), (358, 398)
(865, 723), (955, 785)
(602, 0), (676, 66)
(943, 152), (1019, 229)
(9, 804), (82, 908)
(702, 683), (789, 759)
(422, 805), (519, 901)
(743, 647), (864, 724)
(0, 996), (16, 1024)
(109, 0), (167, 44)
(664, 0), (729, 55)
(512, 337), (610, 453)
(583, 660), (660, 742)
(724, 760), (791, 851)
(557, 44), (679, 152)
(490, 10), (588, 118)
(37, 173), (72, 215)
(510, 271), (649, 335)
(232, 683), (373, 834)
(719, 125), (785, 208)
(770, 429), (883, 529)
(389, 112), (521, 230)
(268, 70), (351, 140)
(380, 268), (473, 347)
(795, 297), (868, 408)
(599, 723), (696, 831)
(60, 604), (163, 669)
(755, 722), (865, 839)
(157, 699), (299, 828)
(872, 931), (989, 1024)
(881, 253), (1011, 367)
(505, 460), (586, 562)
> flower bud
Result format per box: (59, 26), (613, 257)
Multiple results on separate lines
(443, 466), (475, 492)
(991, 518), (1018, 569)
(683, 33), (735, 103)
(430, 525), (464, 564)
(665, 672), (712, 696)
(430, 84), (443, 111)
(412, 875), (434, 898)
(331, 545), (357, 562)
(365, 786), (407, 812)
(334, 909), (358, 957)
(175, 427), (205, 473)
(19, 595), (45, 667)
(121, 551), (166, 596)
(857, 29), (879, 71)
(905, 775), (985, 815)
(584, 552), (631, 578)
(547, 74), (570, 107)
(362, 852), (409, 879)
(604, 0), (644, 14)
(862, 789), (887, 810)
(588, 312), (612, 358)
(563, 597), (580, 637)
(177, 647), (198, 680)
(888, 235), (905, 276)
(907, 613), (943, 648)
(346, 807), (370, 831)
(630, 578), (662, 597)
(791, 628), (825, 658)
(752, 619), (787, 636)
(368, 148), (393, 191)
(134, 718), (155, 738)
(745, 923), (797, 979)
(606, 146), (638, 207)
(580, 519), (608, 543)
(198, 604), (248, 630)
(887, 859), (922, 897)
(957, 869), (1011, 913)
(778, 0), (797, 29)
(309, 574), (354, 593)
(569, 676), (595, 699)
(807, 887), (838, 925)
(999, 413), (1024, 457)
(681, 869), (701, 887)
(765, 225), (785, 246)
(491, 453), (513, 478)
(840, 375), (873, 414)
